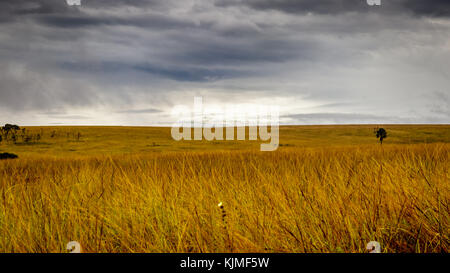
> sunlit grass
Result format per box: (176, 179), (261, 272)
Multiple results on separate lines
(0, 125), (448, 253)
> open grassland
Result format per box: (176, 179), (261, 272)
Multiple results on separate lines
(0, 125), (448, 253)
(2, 124), (449, 156)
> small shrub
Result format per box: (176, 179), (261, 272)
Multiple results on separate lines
(0, 153), (18, 160)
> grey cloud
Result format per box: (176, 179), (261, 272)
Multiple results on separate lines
(0, 62), (98, 112)
(46, 115), (91, 120)
(116, 108), (162, 114)
(286, 112), (388, 119)
(59, 61), (253, 82)
(317, 102), (358, 108)
(283, 113), (415, 124)
(429, 91), (450, 117)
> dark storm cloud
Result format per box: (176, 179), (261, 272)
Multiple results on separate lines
(215, 0), (371, 14)
(134, 63), (249, 82)
(403, 0), (450, 17)
(0, 0), (71, 15)
(0, 0), (75, 23)
(215, 0), (450, 17)
(37, 13), (196, 29)
(83, 0), (164, 8)
(166, 34), (314, 66)
(0, 0), (448, 125)
(0, 0), (170, 24)
(0, 0), (161, 14)
(3, 0), (449, 20)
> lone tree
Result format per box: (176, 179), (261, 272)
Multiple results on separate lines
(375, 128), (387, 144)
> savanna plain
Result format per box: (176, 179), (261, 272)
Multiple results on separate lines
(0, 125), (448, 253)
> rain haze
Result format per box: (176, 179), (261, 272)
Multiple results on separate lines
(0, 0), (449, 125)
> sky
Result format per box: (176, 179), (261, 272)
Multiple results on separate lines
(0, 0), (449, 126)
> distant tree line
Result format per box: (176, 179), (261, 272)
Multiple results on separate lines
(0, 124), (21, 160)
(0, 124), (82, 145)
(0, 124), (41, 144)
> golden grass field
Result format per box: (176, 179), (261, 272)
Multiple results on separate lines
(0, 125), (448, 253)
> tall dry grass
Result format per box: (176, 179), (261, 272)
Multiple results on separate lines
(0, 143), (448, 253)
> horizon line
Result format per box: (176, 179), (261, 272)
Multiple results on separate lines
(11, 123), (450, 127)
